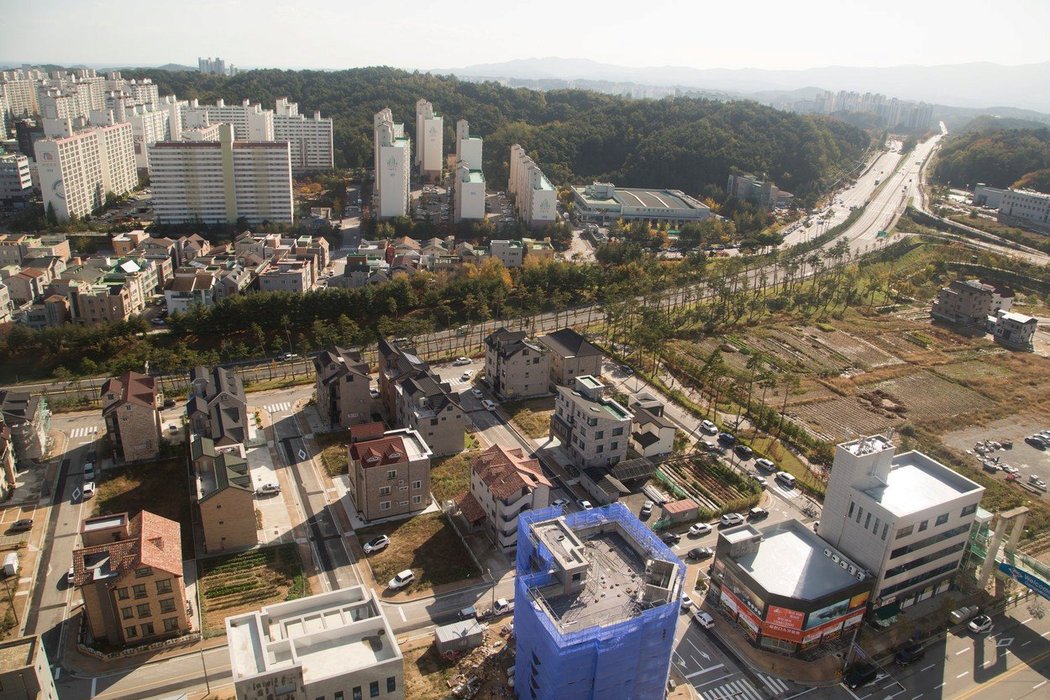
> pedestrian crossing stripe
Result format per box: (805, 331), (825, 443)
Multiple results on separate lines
(757, 674), (789, 693)
(701, 678), (763, 700)
(70, 426), (99, 438)
(265, 402), (292, 413)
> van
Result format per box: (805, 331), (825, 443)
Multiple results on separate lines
(775, 471), (796, 488)
(459, 606), (478, 620)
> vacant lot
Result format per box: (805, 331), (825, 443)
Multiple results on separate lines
(94, 458), (193, 559)
(359, 512), (479, 595)
(867, 370), (992, 423)
(431, 451), (477, 503)
(314, 429), (350, 476)
(197, 545), (308, 637)
(401, 622), (516, 700)
(503, 397), (555, 439)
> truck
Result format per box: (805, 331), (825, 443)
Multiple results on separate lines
(491, 598), (514, 616)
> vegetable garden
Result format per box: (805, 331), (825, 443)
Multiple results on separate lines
(198, 544), (308, 636)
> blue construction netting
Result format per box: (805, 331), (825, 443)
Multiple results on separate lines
(513, 504), (685, 700)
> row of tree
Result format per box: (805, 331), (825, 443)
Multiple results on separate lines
(933, 125), (1050, 190)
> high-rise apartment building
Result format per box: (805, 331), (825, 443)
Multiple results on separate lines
(415, 99), (443, 181)
(274, 97), (334, 172)
(455, 119), (483, 171)
(0, 151), (33, 208)
(454, 163), (486, 222)
(149, 123), (293, 225)
(182, 98), (274, 141)
(198, 57), (237, 76)
(374, 109), (410, 219)
(509, 144), (557, 228)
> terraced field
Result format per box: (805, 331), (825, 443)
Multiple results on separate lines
(198, 544), (308, 636)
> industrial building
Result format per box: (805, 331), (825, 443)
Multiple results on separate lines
(513, 504), (685, 700)
(374, 108), (411, 219)
(709, 520), (871, 655)
(571, 182), (714, 225)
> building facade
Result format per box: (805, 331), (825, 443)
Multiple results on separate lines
(415, 99), (443, 181)
(484, 327), (550, 400)
(455, 119), (483, 171)
(550, 376), (632, 469)
(931, 278), (1013, 328)
(571, 182), (715, 225)
(997, 188), (1050, 235)
(187, 366), (249, 447)
(191, 435), (258, 553)
(314, 346), (373, 429)
(0, 636), (59, 700)
(0, 391), (49, 465)
(274, 97), (334, 172)
(509, 144), (557, 228)
(453, 164), (486, 222)
(992, 310), (1037, 350)
(374, 109), (410, 219)
(101, 371), (161, 463)
(488, 239), (524, 268)
(463, 445), (551, 551)
(539, 328), (604, 390)
(347, 428), (432, 522)
(0, 152), (33, 209)
(181, 98), (272, 141)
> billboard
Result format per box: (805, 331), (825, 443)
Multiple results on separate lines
(804, 599), (851, 629)
(849, 590), (870, 610)
(766, 605), (805, 630)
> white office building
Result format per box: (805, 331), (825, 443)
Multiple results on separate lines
(997, 188), (1050, 235)
(456, 119), (483, 171)
(35, 119), (137, 221)
(274, 97), (334, 172)
(509, 144), (557, 228)
(227, 585), (405, 700)
(149, 123), (293, 225)
(415, 99), (443, 182)
(0, 152), (33, 207)
(454, 164), (486, 222)
(819, 435), (984, 617)
(182, 98), (275, 142)
(374, 109), (411, 219)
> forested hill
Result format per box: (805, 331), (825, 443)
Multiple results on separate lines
(133, 66), (870, 204)
(933, 124), (1050, 189)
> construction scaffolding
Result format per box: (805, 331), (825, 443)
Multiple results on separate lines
(513, 504), (685, 700)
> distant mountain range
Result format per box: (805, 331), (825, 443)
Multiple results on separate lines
(437, 57), (1050, 113)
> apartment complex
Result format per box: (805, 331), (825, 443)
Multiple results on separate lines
(373, 108), (411, 219)
(0, 151), (33, 208)
(100, 371), (161, 463)
(819, 435), (984, 617)
(314, 346), (373, 430)
(0, 636), (59, 700)
(454, 164), (486, 222)
(550, 375), (632, 469)
(0, 390), (50, 465)
(931, 278), (1014, 328)
(187, 366), (249, 447)
(461, 445), (551, 551)
(347, 428), (432, 522)
(182, 98), (273, 141)
(198, 57), (237, 76)
(484, 327), (550, 400)
(509, 144), (557, 228)
(35, 119), (137, 221)
(538, 328), (604, 389)
(149, 123), (294, 225)
(274, 97), (334, 171)
(514, 505), (684, 700)
(227, 586), (404, 700)
(415, 99), (443, 181)
(455, 119), (483, 171)
(72, 511), (190, 647)
(191, 435), (257, 553)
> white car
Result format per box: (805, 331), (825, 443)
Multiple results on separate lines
(363, 535), (390, 554)
(453, 357), (471, 366)
(688, 523), (712, 537)
(640, 500), (654, 517)
(700, 420), (718, 435)
(460, 370), (473, 381)
(482, 399), (497, 411)
(67, 566), (76, 586)
(388, 569), (415, 590)
(256, 483), (281, 496)
(968, 614), (993, 634)
(552, 498), (569, 508)
(471, 389), (483, 399)
(693, 611), (715, 629)
(578, 500), (594, 510)
(82, 481), (95, 499)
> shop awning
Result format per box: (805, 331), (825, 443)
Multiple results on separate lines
(873, 603), (900, 621)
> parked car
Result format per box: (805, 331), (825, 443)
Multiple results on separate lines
(277, 352), (299, 361)
(687, 547), (714, 561)
(734, 445), (754, 460)
(453, 357), (471, 366)
(150, 317), (166, 326)
(688, 523), (712, 537)
(750, 474), (767, 488)
(895, 642), (925, 665)
(968, 614), (993, 634)
(82, 462), (95, 480)
(458, 606), (478, 620)
(1025, 435), (1047, 450)
(578, 500), (594, 510)
(640, 500), (654, 518)
(363, 535), (390, 554)
(748, 507), (769, 520)
(717, 432), (736, 446)
(551, 498), (569, 508)
(482, 399), (497, 411)
(662, 532), (681, 545)
(7, 519), (33, 533)
(719, 513), (745, 527)
(775, 471), (797, 488)
(843, 664), (879, 690)
(680, 597), (694, 612)
(388, 569), (416, 590)
(754, 458), (776, 472)
(693, 611), (715, 629)
(1030, 475), (1048, 492)
(700, 420), (718, 435)
(163, 398), (177, 408)
(256, 483), (281, 496)
(492, 598), (514, 615)
(82, 481), (95, 499)
(619, 364), (634, 375)
(471, 389), (483, 398)
(67, 566), (76, 586)
(460, 370), (473, 381)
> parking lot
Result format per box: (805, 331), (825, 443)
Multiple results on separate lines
(942, 416), (1050, 499)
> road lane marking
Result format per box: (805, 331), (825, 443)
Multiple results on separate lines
(934, 683), (944, 689)
(956, 671), (969, 678)
(91, 677), (97, 698)
(911, 695), (922, 700)
(1022, 640), (1031, 646)
(686, 664), (724, 679)
(955, 648), (970, 655)
(920, 665), (935, 672)
(1034, 680), (1047, 690)
(398, 607), (406, 622)
(1021, 617), (1032, 624)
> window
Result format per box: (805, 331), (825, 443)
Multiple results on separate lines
(413, 495), (422, 505)
(121, 607), (134, 620)
(336, 693), (344, 700)
(387, 677), (396, 692)
(132, 584), (148, 599)
(379, 486), (391, 496)
(163, 617), (179, 632)
(159, 598), (176, 613)
(936, 513), (949, 526)
(136, 603), (151, 618)
(352, 688), (362, 700)
(611, 441), (618, 450)
(896, 525), (913, 539)
(961, 504), (977, 517)
(873, 517), (880, 534)
(596, 445), (603, 453)
(847, 502), (855, 518)
(117, 587), (130, 600)
(140, 622), (155, 636)
(125, 626), (137, 639)
(856, 507), (864, 524)
(918, 520), (928, 532)
(890, 524), (972, 559)
(379, 501), (391, 511)
(612, 427), (623, 437)
(369, 681), (380, 698)
(387, 470), (397, 480)
(882, 523), (889, 540)
(412, 480), (422, 489)
(135, 566), (152, 578)
(595, 431), (604, 439)
(865, 513), (872, 529)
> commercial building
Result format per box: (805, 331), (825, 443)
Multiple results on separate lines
(931, 278), (1013, 328)
(489, 239), (524, 268)
(538, 328), (603, 390)
(414, 99), (443, 181)
(72, 511), (190, 647)
(149, 123), (293, 225)
(374, 109), (411, 219)
(997, 188), (1050, 235)
(726, 173), (793, 209)
(274, 97), (334, 172)
(455, 119), (483, 171)
(484, 327), (550, 400)
(0, 151), (33, 208)
(571, 182), (715, 225)
(972, 184), (1006, 210)
(187, 366), (249, 447)
(227, 586), (404, 700)
(0, 636), (59, 700)
(191, 435), (257, 553)
(461, 445), (551, 551)
(550, 375), (632, 469)
(314, 346), (373, 429)
(514, 504), (685, 700)
(710, 520), (872, 655)
(100, 371), (161, 463)
(819, 435), (984, 617)
(0, 390), (50, 465)
(453, 164), (486, 222)
(347, 428), (432, 522)
(35, 120), (137, 221)
(509, 144), (557, 228)
(992, 309), (1038, 351)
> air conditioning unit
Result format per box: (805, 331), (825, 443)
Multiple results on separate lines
(848, 565), (857, 575)
(831, 554), (841, 564)
(856, 571), (865, 581)
(823, 548), (832, 558)
(839, 560), (849, 570)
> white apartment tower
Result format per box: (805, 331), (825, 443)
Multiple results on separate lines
(820, 435), (984, 615)
(149, 123), (293, 225)
(456, 119), (483, 171)
(509, 144), (557, 228)
(374, 109), (411, 219)
(454, 163), (486, 222)
(35, 119), (137, 221)
(415, 99), (443, 182)
(273, 97), (334, 172)
(182, 98), (275, 141)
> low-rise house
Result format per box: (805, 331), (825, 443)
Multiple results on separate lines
(522, 237), (556, 262)
(0, 635), (59, 700)
(191, 435), (257, 552)
(6, 268), (48, 305)
(258, 259), (312, 293)
(462, 445), (551, 551)
(484, 327), (550, 400)
(101, 371), (161, 463)
(164, 268), (218, 314)
(538, 328), (603, 389)
(992, 310), (1037, 350)
(227, 586), (405, 700)
(550, 375), (633, 469)
(72, 511), (190, 648)
(187, 366), (249, 447)
(112, 230), (149, 256)
(347, 428), (432, 522)
(629, 393), (676, 458)
(931, 279), (1013, 328)
(22, 294), (69, 329)
(0, 390), (50, 465)
(314, 346), (372, 429)
(489, 239), (524, 268)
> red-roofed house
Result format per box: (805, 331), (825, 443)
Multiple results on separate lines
(468, 444), (552, 551)
(101, 371), (162, 462)
(347, 428), (433, 522)
(72, 511), (190, 647)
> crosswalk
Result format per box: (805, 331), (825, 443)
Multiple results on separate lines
(264, 402), (293, 414)
(756, 673), (790, 695)
(699, 675), (788, 700)
(69, 426), (99, 439)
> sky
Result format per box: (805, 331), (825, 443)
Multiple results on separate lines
(4, 0), (1050, 72)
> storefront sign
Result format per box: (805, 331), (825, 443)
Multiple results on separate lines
(766, 605), (805, 630)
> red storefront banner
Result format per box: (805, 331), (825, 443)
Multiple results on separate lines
(766, 605), (805, 630)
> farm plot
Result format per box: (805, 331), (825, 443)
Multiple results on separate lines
(791, 396), (902, 442)
(198, 544), (308, 637)
(763, 329), (851, 375)
(671, 338), (752, 373)
(807, 329), (902, 369)
(868, 370), (992, 424)
(659, 455), (760, 515)
(933, 359), (1013, 383)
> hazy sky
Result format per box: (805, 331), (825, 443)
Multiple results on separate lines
(4, 0), (1049, 71)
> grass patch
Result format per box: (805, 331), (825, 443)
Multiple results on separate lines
(359, 512), (479, 593)
(747, 435), (826, 496)
(314, 430), (350, 477)
(197, 544), (308, 637)
(94, 457), (193, 559)
(242, 375), (313, 394)
(431, 451), (477, 503)
(502, 397), (555, 439)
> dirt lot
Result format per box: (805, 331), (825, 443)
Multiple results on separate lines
(503, 396), (555, 438)
(314, 429), (350, 476)
(401, 620), (516, 700)
(431, 451), (477, 503)
(942, 417), (1050, 502)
